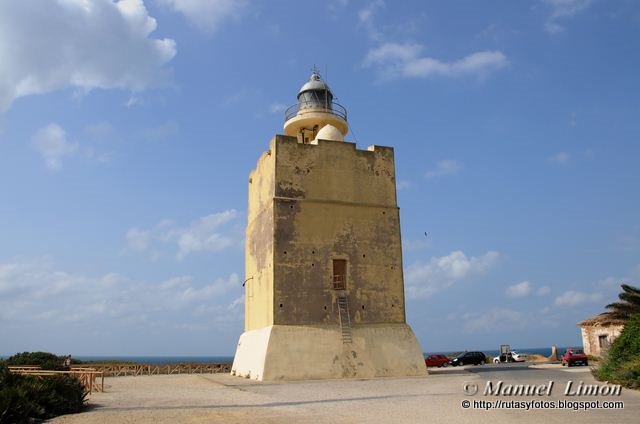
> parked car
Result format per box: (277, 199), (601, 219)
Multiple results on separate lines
(492, 346), (528, 363)
(425, 354), (450, 368)
(510, 351), (528, 362)
(493, 344), (514, 363)
(562, 348), (588, 367)
(451, 351), (487, 366)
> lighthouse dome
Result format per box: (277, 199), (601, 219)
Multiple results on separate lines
(283, 69), (349, 142)
(298, 71), (332, 98)
(313, 124), (344, 143)
(297, 71), (333, 109)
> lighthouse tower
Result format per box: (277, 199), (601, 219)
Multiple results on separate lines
(231, 71), (426, 380)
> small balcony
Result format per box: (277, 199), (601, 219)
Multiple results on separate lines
(284, 101), (348, 122)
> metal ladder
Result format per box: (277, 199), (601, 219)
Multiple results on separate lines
(337, 296), (353, 344)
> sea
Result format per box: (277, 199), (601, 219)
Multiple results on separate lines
(73, 356), (236, 364)
(1, 346), (571, 364)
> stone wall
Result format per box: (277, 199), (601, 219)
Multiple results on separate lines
(244, 135), (406, 330)
(581, 324), (624, 356)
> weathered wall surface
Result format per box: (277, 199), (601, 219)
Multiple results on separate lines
(237, 134), (425, 381)
(245, 135), (406, 329)
(231, 324), (426, 381)
(245, 141), (276, 331)
(272, 136), (405, 326)
(273, 136), (397, 206)
(581, 324), (624, 356)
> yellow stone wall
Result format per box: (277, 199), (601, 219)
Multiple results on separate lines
(245, 135), (406, 331)
(245, 144), (275, 331)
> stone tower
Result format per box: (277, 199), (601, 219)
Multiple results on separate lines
(231, 71), (425, 380)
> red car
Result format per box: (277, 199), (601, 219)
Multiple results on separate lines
(562, 348), (589, 367)
(425, 354), (450, 368)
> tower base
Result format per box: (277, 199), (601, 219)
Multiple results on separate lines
(231, 323), (427, 381)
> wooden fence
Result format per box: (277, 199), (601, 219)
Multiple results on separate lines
(7, 363), (231, 393)
(8, 366), (104, 394)
(90, 362), (231, 377)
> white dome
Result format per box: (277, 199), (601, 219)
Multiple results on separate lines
(314, 124), (344, 143)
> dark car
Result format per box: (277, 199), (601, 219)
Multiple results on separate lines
(451, 351), (487, 366)
(425, 354), (450, 368)
(562, 348), (588, 367)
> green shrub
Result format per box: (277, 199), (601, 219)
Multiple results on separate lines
(0, 363), (87, 423)
(613, 358), (640, 390)
(607, 314), (640, 366)
(595, 314), (640, 389)
(0, 365), (42, 423)
(5, 351), (65, 371)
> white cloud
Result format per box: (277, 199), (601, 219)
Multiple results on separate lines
(545, 21), (565, 34)
(268, 102), (287, 114)
(31, 123), (78, 170)
(547, 152), (570, 164)
(329, 0), (350, 11)
(365, 43), (423, 65)
(464, 308), (526, 333)
(0, 0), (176, 111)
(364, 43), (508, 80)
(159, 0), (248, 34)
(176, 274), (239, 305)
(537, 285), (551, 296)
(542, 0), (592, 34)
(569, 112), (578, 126)
(402, 237), (431, 252)
(358, 0), (385, 41)
(505, 281), (550, 298)
(125, 93), (142, 108)
(176, 212), (238, 259)
(358, 0), (384, 25)
(554, 290), (603, 306)
(31, 122), (115, 170)
(125, 209), (240, 260)
(405, 250), (501, 299)
(140, 120), (180, 141)
(543, 0), (592, 19)
(506, 281), (532, 298)
(125, 228), (151, 251)
(425, 159), (463, 178)
(595, 267), (640, 289)
(596, 276), (619, 288)
(396, 180), (411, 190)
(0, 256), (241, 329)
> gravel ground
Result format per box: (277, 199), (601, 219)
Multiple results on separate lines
(51, 365), (640, 424)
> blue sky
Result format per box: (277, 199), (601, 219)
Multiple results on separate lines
(1, 0), (639, 356)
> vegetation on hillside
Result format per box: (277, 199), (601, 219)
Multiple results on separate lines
(594, 284), (640, 389)
(595, 313), (640, 389)
(3, 351), (82, 370)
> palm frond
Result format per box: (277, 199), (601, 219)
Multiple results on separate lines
(621, 284), (640, 296)
(618, 291), (640, 306)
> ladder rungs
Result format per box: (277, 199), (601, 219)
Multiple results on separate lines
(337, 296), (352, 344)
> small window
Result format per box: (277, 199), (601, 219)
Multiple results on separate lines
(598, 335), (609, 348)
(332, 259), (346, 290)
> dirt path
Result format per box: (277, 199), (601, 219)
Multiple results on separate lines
(52, 367), (640, 424)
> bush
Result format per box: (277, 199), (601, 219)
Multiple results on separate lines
(5, 352), (65, 371)
(595, 314), (640, 389)
(0, 365), (42, 423)
(0, 362), (87, 423)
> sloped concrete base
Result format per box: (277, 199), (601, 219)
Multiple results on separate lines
(231, 323), (427, 381)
